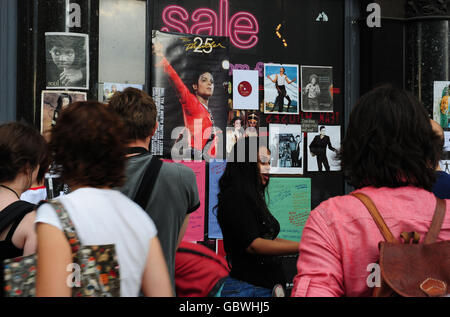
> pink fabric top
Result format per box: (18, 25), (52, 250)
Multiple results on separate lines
(291, 186), (450, 297)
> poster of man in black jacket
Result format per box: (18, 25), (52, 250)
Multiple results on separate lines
(308, 126), (339, 172)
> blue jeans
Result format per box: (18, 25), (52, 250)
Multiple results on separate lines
(219, 277), (272, 297)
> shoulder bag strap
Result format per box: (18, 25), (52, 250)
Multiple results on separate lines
(424, 197), (447, 244)
(46, 200), (82, 257)
(351, 193), (398, 244)
(133, 155), (163, 210)
(0, 201), (36, 234)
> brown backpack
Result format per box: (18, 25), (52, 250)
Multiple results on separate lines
(352, 192), (450, 297)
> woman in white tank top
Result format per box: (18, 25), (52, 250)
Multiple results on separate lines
(35, 101), (173, 297)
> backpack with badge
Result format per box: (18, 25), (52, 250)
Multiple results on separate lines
(3, 200), (120, 297)
(352, 193), (450, 297)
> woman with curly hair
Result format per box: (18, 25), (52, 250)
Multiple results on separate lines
(35, 101), (173, 297)
(292, 85), (450, 297)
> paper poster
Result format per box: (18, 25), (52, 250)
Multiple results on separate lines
(440, 160), (450, 173)
(264, 63), (299, 114)
(40, 90), (87, 141)
(208, 160), (227, 239)
(433, 81), (450, 129)
(100, 82), (143, 102)
(233, 69), (259, 110)
(266, 177), (311, 242)
(151, 30), (230, 160)
(163, 159), (206, 242)
(45, 32), (89, 90)
(269, 124), (303, 174)
(307, 125), (341, 172)
(226, 112), (245, 155)
(301, 66), (333, 112)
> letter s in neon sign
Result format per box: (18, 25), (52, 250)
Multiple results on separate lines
(161, 5), (189, 33)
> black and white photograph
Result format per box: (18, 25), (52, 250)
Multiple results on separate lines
(307, 125), (340, 172)
(45, 32), (89, 90)
(301, 65), (333, 112)
(264, 63), (299, 114)
(269, 124), (303, 174)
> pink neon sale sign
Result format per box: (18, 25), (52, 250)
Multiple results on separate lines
(161, 0), (259, 50)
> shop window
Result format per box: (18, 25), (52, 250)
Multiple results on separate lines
(98, 0), (146, 84)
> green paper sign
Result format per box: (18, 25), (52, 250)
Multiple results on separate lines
(266, 178), (311, 242)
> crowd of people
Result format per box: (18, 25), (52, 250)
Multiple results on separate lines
(0, 85), (449, 297)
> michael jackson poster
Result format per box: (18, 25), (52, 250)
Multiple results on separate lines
(151, 30), (230, 161)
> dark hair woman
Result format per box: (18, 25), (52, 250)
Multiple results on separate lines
(35, 102), (173, 297)
(216, 136), (299, 297)
(0, 122), (49, 297)
(292, 85), (450, 297)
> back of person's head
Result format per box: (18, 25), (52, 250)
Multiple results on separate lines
(340, 85), (442, 190)
(218, 136), (269, 213)
(0, 122), (49, 184)
(50, 101), (127, 188)
(108, 87), (157, 141)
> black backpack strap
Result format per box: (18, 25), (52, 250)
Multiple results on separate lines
(0, 201), (36, 236)
(133, 156), (163, 210)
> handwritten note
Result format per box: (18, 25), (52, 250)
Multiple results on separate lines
(163, 160), (206, 242)
(266, 178), (311, 242)
(208, 160), (227, 239)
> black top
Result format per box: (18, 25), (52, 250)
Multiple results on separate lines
(0, 201), (36, 297)
(218, 190), (286, 289)
(309, 135), (336, 156)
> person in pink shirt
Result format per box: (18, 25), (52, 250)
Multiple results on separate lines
(292, 85), (450, 297)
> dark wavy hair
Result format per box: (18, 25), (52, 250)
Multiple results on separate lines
(0, 122), (49, 184)
(216, 136), (270, 223)
(108, 87), (157, 141)
(339, 85), (442, 190)
(50, 101), (127, 188)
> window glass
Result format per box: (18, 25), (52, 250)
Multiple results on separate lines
(99, 0), (146, 84)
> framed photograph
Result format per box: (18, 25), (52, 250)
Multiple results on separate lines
(307, 125), (340, 172)
(264, 63), (299, 114)
(301, 66), (333, 113)
(269, 124), (303, 174)
(45, 32), (89, 90)
(40, 90), (87, 141)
